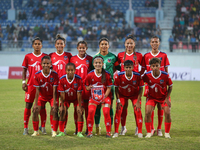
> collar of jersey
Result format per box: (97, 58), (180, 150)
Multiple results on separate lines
(56, 51), (64, 56)
(126, 52), (134, 56)
(94, 69), (102, 78)
(151, 71), (161, 79)
(77, 54), (87, 60)
(42, 69), (51, 78)
(150, 51), (160, 57)
(125, 72), (133, 81)
(66, 74), (75, 84)
(32, 52), (43, 57)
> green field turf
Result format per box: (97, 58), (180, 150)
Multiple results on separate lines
(0, 80), (200, 150)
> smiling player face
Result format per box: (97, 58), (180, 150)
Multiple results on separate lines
(77, 43), (87, 56)
(125, 39), (135, 54)
(93, 58), (103, 71)
(41, 58), (51, 73)
(55, 39), (65, 53)
(150, 38), (160, 50)
(66, 65), (75, 79)
(99, 40), (109, 54)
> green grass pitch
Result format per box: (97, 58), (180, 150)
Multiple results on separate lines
(0, 80), (200, 150)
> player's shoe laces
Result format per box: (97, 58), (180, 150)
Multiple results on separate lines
(157, 129), (163, 136)
(52, 131), (57, 137)
(41, 127), (47, 135)
(135, 127), (138, 135)
(164, 133), (171, 138)
(138, 133), (143, 138)
(95, 127), (101, 135)
(77, 132), (84, 137)
(120, 127), (127, 135)
(151, 129), (155, 136)
(31, 131), (39, 137)
(106, 132), (111, 138)
(145, 133), (152, 138)
(23, 128), (29, 135)
(86, 132), (93, 138)
(112, 133), (119, 138)
(56, 132), (65, 137)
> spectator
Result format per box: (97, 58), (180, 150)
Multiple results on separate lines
(28, 0), (34, 7)
(168, 36), (174, 52)
(18, 11), (23, 20)
(66, 35), (72, 51)
(190, 35), (197, 52)
(22, 11), (27, 20)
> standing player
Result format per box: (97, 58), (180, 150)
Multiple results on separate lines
(31, 56), (59, 137)
(56, 63), (83, 137)
(117, 35), (143, 135)
(142, 58), (172, 138)
(113, 60), (144, 138)
(141, 36), (170, 136)
(92, 38), (119, 135)
(85, 56), (113, 138)
(70, 41), (93, 136)
(22, 37), (47, 135)
(49, 34), (72, 133)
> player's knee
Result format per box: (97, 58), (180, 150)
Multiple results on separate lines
(145, 110), (151, 118)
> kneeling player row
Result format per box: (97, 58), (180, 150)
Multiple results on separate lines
(31, 55), (172, 138)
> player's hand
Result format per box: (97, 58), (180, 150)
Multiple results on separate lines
(117, 102), (123, 110)
(164, 98), (171, 108)
(32, 105), (39, 113)
(52, 104), (58, 113)
(134, 101), (141, 111)
(22, 83), (27, 91)
(77, 105), (84, 115)
(87, 85), (93, 91)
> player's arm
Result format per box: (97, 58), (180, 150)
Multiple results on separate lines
(77, 91), (83, 114)
(164, 85), (172, 108)
(164, 66), (168, 73)
(59, 92), (65, 120)
(32, 87), (40, 113)
(104, 86), (111, 99)
(22, 67), (28, 91)
(135, 86), (143, 111)
(139, 67), (146, 75)
(52, 85), (58, 112)
(115, 86), (122, 110)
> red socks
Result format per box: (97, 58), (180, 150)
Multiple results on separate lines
(145, 122), (151, 133)
(87, 105), (96, 133)
(53, 120), (59, 132)
(59, 121), (65, 132)
(121, 108), (127, 126)
(32, 121), (39, 131)
(151, 110), (154, 130)
(103, 106), (111, 133)
(40, 108), (47, 128)
(114, 106), (123, 133)
(77, 121), (84, 132)
(165, 122), (171, 133)
(157, 109), (164, 130)
(134, 107), (143, 134)
(24, 108), (31, 128)
(50, 115), (53, 129)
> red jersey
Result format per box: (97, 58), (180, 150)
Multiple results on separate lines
(85, 70), (113, 96)
(142, 71), (173, 100)
(70, 54), (93, 82)
(34, 70), (59, 100)
(117, 51), (143, 72)
(49, 51), (72, 77)
(22, 52), (47, 86)
(114, 71), (144, 97)
(142, 51), (170, 72)
(58, 74), (83, 101)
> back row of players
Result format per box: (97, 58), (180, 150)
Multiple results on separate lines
(22, 34), (172, 138)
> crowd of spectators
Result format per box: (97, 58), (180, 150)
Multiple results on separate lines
(145, 0), (159, 8)
(169, 0), (200, 52)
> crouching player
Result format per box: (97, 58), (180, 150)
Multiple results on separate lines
(142, 58), (172, 138)
(85, 56), (113, 138)
(113, 60), (144, 138)
(31, 56), (59, 137)
(57, 63), (84, 137)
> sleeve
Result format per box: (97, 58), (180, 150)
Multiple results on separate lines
(138, 75), (144, 87)
(142, 74), (147, 83)
(68, 53), (72, 61)
(22, 55), (28, 68)
(117, 53), (121, 64)
(77, 79), (83, 92)
(106, 73), (113, 87)
(34, 74), (40, 87)
(85, 74), (90, 86)
(58, 79), (64, 92)
(114, 74), (119, 87)
(164, 54), (170, 67)
(53, 73), (59, 86)
(167, 74), (173, 86)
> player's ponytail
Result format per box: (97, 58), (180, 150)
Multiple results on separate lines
(55, 34), (66, 44)
(96, 37), (109, 55)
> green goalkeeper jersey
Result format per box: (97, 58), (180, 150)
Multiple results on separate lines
(92, 52), (117, 82)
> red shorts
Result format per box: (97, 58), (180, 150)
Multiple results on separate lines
(89, 96), (111, 105)
(25, 85), (36, 103)
(117, 95), (141, 106)
(146, 97), (171, 107)
(82, 86), (90, 100)
(64, 100), (79, 108)
(37, 97), (59, 107)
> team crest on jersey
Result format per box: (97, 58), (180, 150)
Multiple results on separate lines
(160, 79), (164, 84)
(91, 86), (104, 102)
(133, 80), (136, 85)
(86, 60), (89, 64)
(50, 78), (54, 82)
(64, 56), (68, 60)
(107, 59), (111, 63)
(159, 57), (162, 61)
(74, 83), (78, 88)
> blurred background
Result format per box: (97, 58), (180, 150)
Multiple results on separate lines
(0, 0), (200, 80)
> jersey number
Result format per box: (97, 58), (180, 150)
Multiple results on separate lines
(81, 68), (84, 74)
(46, 86), (48, 92)
(35, 65), (40, 71)
(68, 92), (73, 96)
(155, 87), (158, 93)
(58, 64), (63, 70)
